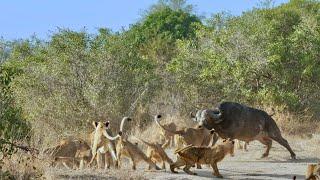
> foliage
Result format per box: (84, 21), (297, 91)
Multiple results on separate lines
(169, 0), (320, 114)
(0, 0), (320, 148)
(0, 41), (30, 156)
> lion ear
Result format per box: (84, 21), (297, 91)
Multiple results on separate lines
(223, 139), (226, 142)
(92, 121), (98, 128)
(105, 121), (110, 128)
(231, 140), (235, 144)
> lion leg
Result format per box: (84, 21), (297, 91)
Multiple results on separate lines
(88, 152), (97, 168)
(128, 152), (137, 170)
(196, 163), (202, 169)
(170, 135), (174, 148)
(79, 159), (84, 170)
(96, 152), (103, 169)
(183, 163), (197, 175)
(145, 157), (160, 170)
(170, 157), (185, 173)
(269, 135), (296, 159)
(116, 151), (122, 168)
(105, 152), (112, 169)
(258, 137), (272, 158)
(62, 162), (71, 169)
(132, 160), (137, 170)
(211, 162), (223, 178)
(72, 159), (79, 170)
(147, 150), (153, 170)
(162, 138), (170, 149)
(162, 160), (166, 170)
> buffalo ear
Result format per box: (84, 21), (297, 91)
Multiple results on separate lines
(92, 121), (98, 128)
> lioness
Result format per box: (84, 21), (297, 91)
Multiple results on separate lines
(89, 120), (120, 169)
(306, 163), (320, 180)
(113, 117), (161, 170)
(44, 138), (91, 169)
(135, 137), (173, 170)
(170, 139), (235, 178)
(155, 115), (217, 148)
(155, 114), (218, 169)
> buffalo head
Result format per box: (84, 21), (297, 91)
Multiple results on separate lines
(191, 109), (223, 130)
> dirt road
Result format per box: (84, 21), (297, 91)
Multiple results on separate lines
(45, 135), (320, 180)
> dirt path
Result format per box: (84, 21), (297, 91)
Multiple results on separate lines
(45, 135), (320, 180)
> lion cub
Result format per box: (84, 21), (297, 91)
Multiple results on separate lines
(117, 135), (161, 170)
(135, 137), (173, 170)
(306, 163), (320, 180)
(170, 139), (235, 178)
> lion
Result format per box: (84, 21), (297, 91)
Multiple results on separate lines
(170, 139), (235, 178)
(158, 122), (177, 148)
(113, 117), (161, 170)
(155, 114), (218, 169)
(88, 118), (126, 169)
(154, 115), (217, 148)
(134, 137), (173, 170)
(43, 138), (91, 169)
(306, 163), (320, 180)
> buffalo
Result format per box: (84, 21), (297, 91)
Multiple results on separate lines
(192, 102), (296, 159)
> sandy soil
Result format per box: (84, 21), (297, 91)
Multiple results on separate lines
(45, 135), (320, 180)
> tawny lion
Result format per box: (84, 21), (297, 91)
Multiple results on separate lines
(306, 163), (320, 180)
(158, 121), (177, 148)
(134, 136), (173, 170)
(155, 114), (218, 169)
(113, 117), (161, 170)
(170, 139), (235, 178)
(43, 138), (91, 169)
(89, 118), (129, 169)
(154, 115), (217, 148)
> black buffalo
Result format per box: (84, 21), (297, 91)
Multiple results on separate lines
(192, 102), (296, 159)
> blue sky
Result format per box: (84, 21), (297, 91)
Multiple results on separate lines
(0, 0), (289, 40)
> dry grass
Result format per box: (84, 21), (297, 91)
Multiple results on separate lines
(1, 151), (46, 180)
(131, 114), (195, 142)
(273, 111), (319, 136)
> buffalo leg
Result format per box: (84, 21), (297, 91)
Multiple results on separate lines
(270, 135), (296, 159)
(237, 140), (243, 150)
(244, 142), (248, 151)
(196, 163), (202, 169)
(258, 137), (272, 158)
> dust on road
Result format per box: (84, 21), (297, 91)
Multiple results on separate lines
(46, 135), (320, 180)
